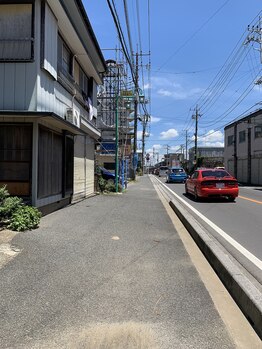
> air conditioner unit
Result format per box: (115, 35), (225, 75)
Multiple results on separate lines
(66, 108), (80, 128)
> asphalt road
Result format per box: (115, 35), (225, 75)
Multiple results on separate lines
(157, 176), (262, 284)
(1, 177), (260, 348)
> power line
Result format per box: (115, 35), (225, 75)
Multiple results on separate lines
(157, 0), (231, 71)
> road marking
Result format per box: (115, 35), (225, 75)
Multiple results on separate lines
(151, 176), (262, 271)
(239, 195), (262, 205)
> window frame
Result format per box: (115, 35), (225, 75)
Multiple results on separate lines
(57, 34), (73, 80)
(227, 135), (234, 146)
(0, 1), (35, 62)
(254, 125), (262, 139)
(239, 130), (246, 143)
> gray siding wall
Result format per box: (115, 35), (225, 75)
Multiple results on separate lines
(0, 1), (40, 111)
(0, 0), (98, 125)
(224, 114), (262, 185)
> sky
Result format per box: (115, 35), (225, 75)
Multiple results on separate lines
(83, 0), (262, 162)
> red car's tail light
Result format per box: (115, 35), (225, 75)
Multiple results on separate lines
(225, 181), (238, 187)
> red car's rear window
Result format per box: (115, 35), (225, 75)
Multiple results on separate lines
(201, 170), (230, 178)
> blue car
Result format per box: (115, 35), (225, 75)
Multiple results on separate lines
(98, 167), (116, 183)
(98, 167), (122, 184)
(166, 167), (187, 183)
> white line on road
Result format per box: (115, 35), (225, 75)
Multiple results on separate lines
(152, 176), (262, 271)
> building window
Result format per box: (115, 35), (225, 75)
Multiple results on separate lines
(57, 34), (73, 79)
(0, 3), (34, 61)
(239, 130), (246, 143)
(254, 125), (262, 139)
(80, 67), (89, 98)
(227, 135), (234, 146)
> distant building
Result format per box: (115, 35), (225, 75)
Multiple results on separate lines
(164, 153), (184, 167)
(188, 147), (224, 169)
(224, 109), (262, 185)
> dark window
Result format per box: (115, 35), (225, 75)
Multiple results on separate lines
(38, 127), (63, 198)
(239, 130), (246, 143)
(80, 67), (89, 97)
(63, 134), (74, 196)
(227, 135), (234, 146)
(57, 34), (73, 78)
(0, 3), (34, 61)
(0, 124), (32, 196)
(104, 162), (115, 171)
(202, 170), (229, 178)
(254, 125), (262, 139)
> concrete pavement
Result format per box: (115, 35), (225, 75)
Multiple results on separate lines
(0, 176), (260, 348)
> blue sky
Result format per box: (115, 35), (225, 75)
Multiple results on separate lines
(84, 0), (262, 161)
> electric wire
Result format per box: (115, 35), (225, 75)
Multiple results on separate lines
(157, 0), (231, 71)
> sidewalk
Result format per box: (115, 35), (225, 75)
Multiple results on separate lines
(0, 176), (260, 348)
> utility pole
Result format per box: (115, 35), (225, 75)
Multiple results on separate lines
(192, 106), (201, 166)
(132, 52), (139, 179)
(141, 114), (147, 174)
(184, 129), (188, 161)
(245, 17), (262, 83)
(164, 144), (170, 166)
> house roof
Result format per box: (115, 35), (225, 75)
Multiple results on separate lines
(224, 108), (262, 130)
(48, 0), (106, 83)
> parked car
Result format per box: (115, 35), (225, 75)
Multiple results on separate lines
(185, 168), (239, 201)
(166, 167), (187, 183)
(158, 166), (168, 177)
(98, 167), (116, 184)
(154, 168), (159, 175)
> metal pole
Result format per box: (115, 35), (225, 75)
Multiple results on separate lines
(194, 108), (198, 165)
(133, 52), (139, 179)
(115, 95), (119, 192)
(141, 115), (147, 174)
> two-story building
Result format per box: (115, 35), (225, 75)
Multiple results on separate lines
(224, 109), (262, 185)
(0, 0), (106, 213)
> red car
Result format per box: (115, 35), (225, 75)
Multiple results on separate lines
(185, 168), (239, 201)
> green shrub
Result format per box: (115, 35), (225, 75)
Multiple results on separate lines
(105, 182), (123, 193)
(0, 185), (9, 205)
(8, 206), (42, 232)
(105, 181), (116, 192)
(0, 196), (23, 219)
(98, 177), (107, 192)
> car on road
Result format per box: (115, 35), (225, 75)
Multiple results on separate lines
(158, 166), (168, 177)
(185, 168), (239, 201)
(166, 167), (187, 183)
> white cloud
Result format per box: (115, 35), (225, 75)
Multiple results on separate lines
(158, 89), (172, 97)
(150, 116), (161, 123)
(157, 87), (203, 100)
(160, 128), (179, 140)
(137, 130), (150, 140)
(197, 130), (224, 147)
(146, 144), (162, 154)
(170, 145), (181, 152)
(151, 76), (203, 100)
(143, 83), (151, 90)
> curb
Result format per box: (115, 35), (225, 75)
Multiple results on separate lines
(169, 198), (262, 340)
